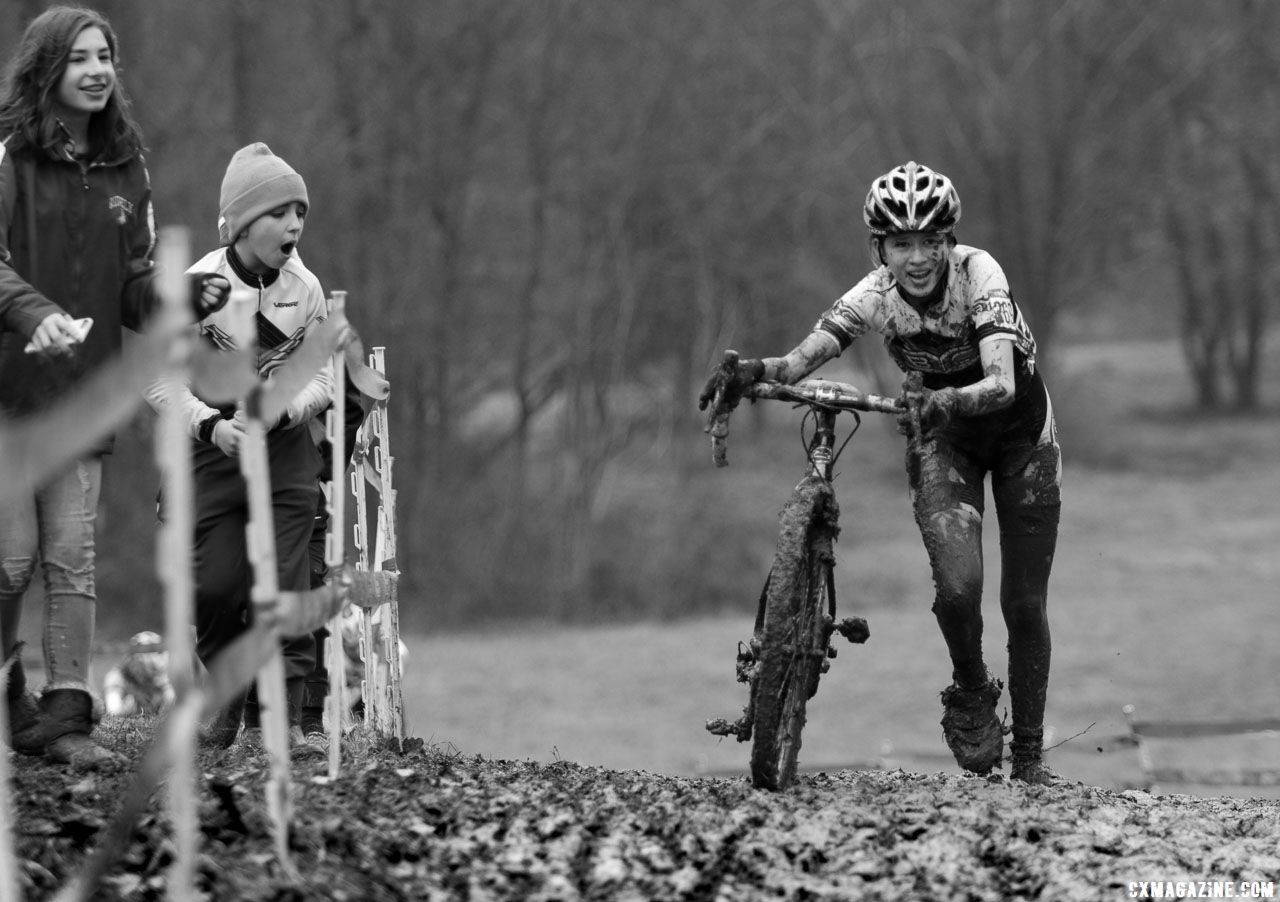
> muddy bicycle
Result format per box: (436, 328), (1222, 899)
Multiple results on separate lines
(703, 350), (920, 790)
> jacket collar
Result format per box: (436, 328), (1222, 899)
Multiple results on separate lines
(226, 244), (280, 288)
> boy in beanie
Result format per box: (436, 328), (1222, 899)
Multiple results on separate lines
(146, 143), (332, 750)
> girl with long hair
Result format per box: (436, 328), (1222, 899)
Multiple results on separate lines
(0, 5), (162, 769)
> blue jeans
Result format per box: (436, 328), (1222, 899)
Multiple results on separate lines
(0, 456), (102, 691)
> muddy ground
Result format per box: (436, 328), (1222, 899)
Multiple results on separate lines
(9, 719), (1280, 902)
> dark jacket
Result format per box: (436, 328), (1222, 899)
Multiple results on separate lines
(0, 134), (160, 451)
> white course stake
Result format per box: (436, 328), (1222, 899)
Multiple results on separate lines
(227, 290), (298, 881)
(155, 227), (199, 900)
(324, 291), (348, 778)
(368, 348), (405, 744)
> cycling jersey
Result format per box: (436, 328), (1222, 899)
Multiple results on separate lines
(812, 243), (1049, 444)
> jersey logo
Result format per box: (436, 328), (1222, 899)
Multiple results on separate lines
(108, 195), (134, 225)
(273, 300), (299, 308)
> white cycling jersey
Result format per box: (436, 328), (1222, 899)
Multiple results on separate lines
(813, 244), (1038, 382)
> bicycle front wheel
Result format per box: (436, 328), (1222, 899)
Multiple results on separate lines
(749, 474), (839, 791)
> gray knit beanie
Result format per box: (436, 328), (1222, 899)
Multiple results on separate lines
(217, 143), (309, 246)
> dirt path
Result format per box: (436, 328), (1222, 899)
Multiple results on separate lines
(11, 727), (1280, 901)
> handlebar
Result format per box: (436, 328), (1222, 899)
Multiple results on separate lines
(742, 379), (903, 414)
(705, 349), (913, 468)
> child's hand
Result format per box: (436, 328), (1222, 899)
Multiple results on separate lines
(212, 416), (246, 458)
(189, 273), (231, 319)
(27, 313), (83, 358)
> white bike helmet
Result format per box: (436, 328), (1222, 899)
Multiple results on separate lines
(863, 161), (961, 236)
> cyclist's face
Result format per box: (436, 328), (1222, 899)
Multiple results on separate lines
(236, 202), (307, 273)
(881, 231), (948, 300)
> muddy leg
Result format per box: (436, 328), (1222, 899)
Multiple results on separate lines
(908, 439), (988, 688)
(994, 437), (1061, 781)
(926, 512), (987, 687)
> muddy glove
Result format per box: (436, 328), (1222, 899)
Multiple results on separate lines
(897, 383), (961, 439)
(697, 357), (766, 412)
(190, 272), (231, 320)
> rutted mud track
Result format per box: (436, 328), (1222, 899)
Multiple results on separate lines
(12, 729), (1280, 901)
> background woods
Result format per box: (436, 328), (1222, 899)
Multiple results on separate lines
(2, 0), (1277, 631)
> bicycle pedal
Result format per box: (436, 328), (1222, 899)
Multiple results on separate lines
(835, 616), (870, 644)
(705, 717), (750, 741)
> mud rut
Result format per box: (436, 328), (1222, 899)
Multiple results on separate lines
(11, 727), (1280, 901)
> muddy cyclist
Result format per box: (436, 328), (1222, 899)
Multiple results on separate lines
(699, 161), (1062, 785)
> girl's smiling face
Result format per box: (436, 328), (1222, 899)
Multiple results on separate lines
(881, 231), (949, 300)
(54, 26), (115, 120)
(237, 202), (307, 273)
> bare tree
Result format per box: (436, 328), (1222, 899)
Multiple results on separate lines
(1159, 1), (1279, 410)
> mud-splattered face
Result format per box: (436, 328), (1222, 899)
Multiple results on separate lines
(882, 231), (948, 300)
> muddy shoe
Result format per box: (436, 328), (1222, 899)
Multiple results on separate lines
(940, 677), (1004, 774)
(199, 693), (247, 750)
(1010, 736), (1058, 786)
(46, 732), (124, 770)
(300, 711), (325, 739)
(1011, 756), (1058, 786)
(291, 724), (326, 760)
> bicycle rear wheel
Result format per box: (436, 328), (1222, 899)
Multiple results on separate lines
(749, 474), (839, 791)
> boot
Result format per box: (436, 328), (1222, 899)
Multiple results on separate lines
(198, 690), (246, 750)
(940, 674), (1005, 774)
(1010, 729), (1058, 786)
(288, 677), (323, 758)
(4, 654), (43, 755)
(300, 678), (327, 738)
(237, 678), (298, 731)
(37, 688), (123, 770)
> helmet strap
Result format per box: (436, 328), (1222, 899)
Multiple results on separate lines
(868, 235), (887, 268)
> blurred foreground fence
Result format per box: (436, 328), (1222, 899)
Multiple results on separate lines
(1, 227), (406, 899)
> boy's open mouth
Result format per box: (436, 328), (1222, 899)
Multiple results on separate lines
(281, 242), (296, 256)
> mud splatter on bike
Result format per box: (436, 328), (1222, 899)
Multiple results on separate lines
(704, 350), (921, 791)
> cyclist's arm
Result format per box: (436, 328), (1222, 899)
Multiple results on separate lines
(951, 336), (1016, 415)
(761, 331), (842, 385)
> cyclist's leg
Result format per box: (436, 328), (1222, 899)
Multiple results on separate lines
(993, 427), (1062, 780)
(908, 436), (988, 688)
(909, 435), (1006, 773)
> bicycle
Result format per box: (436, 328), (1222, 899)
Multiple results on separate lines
(703, 350), (921, 790)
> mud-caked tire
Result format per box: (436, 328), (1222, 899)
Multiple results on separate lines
(749, 475), (839, 791)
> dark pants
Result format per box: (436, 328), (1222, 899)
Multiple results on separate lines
(302, 503), (330, 722)
(908, 416), (1061, 753)
(182, 425), (322, 718)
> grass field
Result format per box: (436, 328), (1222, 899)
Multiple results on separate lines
(406, 335), (1280, 796)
